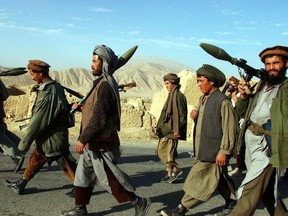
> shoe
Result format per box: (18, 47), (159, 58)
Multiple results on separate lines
(66, 188), (75, 198)
(4, 178), (27, 195)
(228, 167), (240, 177)
(167, 170), (183, 183)
(134, 197), (151, 216)
(160, 175), (170, 183)
(61, 205), (87, 216)
(12, 156), (25, 173)
(214, 199), (236, 216)
(161, 204), (187, 216)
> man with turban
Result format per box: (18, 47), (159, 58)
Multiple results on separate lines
(161, 64), (237, 216)
(61, 45), (150, 216)
(226, 45), (288, 215)
(156, 73), (187, 183)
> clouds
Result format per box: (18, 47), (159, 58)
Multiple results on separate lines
(89, 7), (114, 13)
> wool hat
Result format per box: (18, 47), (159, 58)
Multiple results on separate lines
(228, 76), (239, 85)
(196, 64), (226, 87)
(27, 60), (50, 73)
(163, 73), (180, 84)
(259, 45), (288, 63)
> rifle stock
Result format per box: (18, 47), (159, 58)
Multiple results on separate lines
(118, 82), (136, 92)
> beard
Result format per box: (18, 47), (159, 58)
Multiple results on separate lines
(266, 68), (287, 85)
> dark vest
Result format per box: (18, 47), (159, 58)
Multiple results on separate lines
(197, 89), (228, 162)
(81, 77), (120, 152)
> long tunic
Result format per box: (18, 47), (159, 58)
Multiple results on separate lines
(183, 96), (236, 201)
(236, 84), (280, 198)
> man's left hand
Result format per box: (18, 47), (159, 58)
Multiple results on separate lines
(216, 153), (226, 166)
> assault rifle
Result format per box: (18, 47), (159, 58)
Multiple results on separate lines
(18, 82), (137, 130)
(199, 43), (266, 82)
(70, 81), (137, 114)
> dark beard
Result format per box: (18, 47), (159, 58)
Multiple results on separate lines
(266, 69), (287, 85)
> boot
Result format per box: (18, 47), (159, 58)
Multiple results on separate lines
(11, 156), (25, 173)
(160, 204), (188, 216)
(60, 205), (87, 216)
(4, 178), (27, 195)
(133, 196), (151, 216)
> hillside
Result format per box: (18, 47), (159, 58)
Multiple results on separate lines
(0, 58), (194, 99)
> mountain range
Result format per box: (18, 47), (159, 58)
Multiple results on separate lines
(0, 57), (195, 99)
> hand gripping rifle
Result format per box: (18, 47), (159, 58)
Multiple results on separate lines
(0, 67), (27, 77)
(199, 43), (266, 82)
(70, 45), (138, 114)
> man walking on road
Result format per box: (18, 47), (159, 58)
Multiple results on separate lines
(61, 45), (150, 216)
(161, 64), (237, 216)
(156, 73), (187, 183)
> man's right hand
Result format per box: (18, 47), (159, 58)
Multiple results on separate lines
(71, 102), (82, 112)
(190, 109), (198, 120)
(75, 140), (85, 154)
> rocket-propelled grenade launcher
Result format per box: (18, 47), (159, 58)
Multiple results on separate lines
(199, 43), (266, 82)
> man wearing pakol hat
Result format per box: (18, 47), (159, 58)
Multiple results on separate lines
(4, 60), (77, 195)
(226, 46), (288, 215)
(161, 64), (237, 216)
(61, 45), (150, 216)
(0, 79), (25, 173)
(156, 73), (187, 183)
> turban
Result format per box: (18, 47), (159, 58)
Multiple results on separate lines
(93, 45), (118, 75)
(163, 73), (180, 84)
(196, 64), (226, 87)
(228, 76), (239, 85)
(259, 45), (288, 63)
(27, 60), (50, 73)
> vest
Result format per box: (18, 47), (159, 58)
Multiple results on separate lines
(81, 77), (120, 151)
(197, 89), (228, 162)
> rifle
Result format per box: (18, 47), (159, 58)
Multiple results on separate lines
(70, 81), (137, 114)
(199, 43), (266, 82)
(18, 82), (137, 129)
(0, 67), (27, 76)
(118, 82), (136, 92)
(70, 45), (138, 114)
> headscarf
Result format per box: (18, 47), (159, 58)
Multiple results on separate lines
(196, 64), (226, 87)
(93, 45), (121, 123)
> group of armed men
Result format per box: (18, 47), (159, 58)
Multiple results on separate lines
(0, 44), (288, 216)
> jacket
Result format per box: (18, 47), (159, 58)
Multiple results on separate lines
(156, 90), (187, 140)
(18, 78), (70, 157)
(235, 78), (288, 168)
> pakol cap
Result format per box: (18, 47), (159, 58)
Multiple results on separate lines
(196, 64), (226, 87)
(228, 76), (239, 85)
(259, 45), (288, 63)
(27, 60), (50, 73)
(163, 73), (180, 84)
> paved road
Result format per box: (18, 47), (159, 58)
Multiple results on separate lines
(1, 141), (287, 216)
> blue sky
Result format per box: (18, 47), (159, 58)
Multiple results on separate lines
(0, 0), (287, 77)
